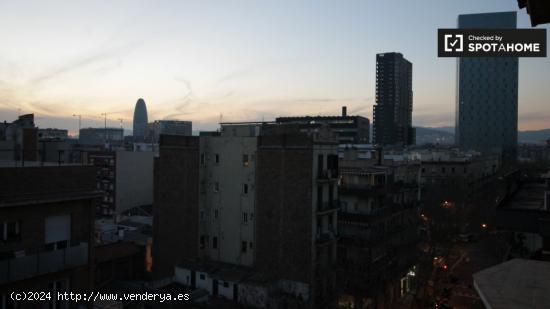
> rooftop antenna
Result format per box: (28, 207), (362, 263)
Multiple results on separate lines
(100, 113), (109, 144)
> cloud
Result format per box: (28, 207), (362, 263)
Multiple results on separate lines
(215, 58), (300, 86)
(28, 42), (139, 86)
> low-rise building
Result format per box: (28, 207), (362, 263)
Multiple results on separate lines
(79, 128), (124, 147)
(0, 165), (100, 307)
(276, 106), (370, 144)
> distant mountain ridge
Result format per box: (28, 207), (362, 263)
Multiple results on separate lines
(415, 127), (550, 145)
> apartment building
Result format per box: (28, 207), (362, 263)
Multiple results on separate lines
(88, 150), (154, 217)
(0, 165), (99, 309)
(154, 123), (339, 308)
(337, 145), (421, 308)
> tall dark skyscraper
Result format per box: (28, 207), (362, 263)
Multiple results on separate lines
(373, 52), (414, 146)
(133, 98), (148, 142)
(456, 12), (518, 157)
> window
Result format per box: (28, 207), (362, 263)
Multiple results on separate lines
(223, 282), (229, 288)
(200, 236), (205, 249)
(200, 153), (205, 165)
(200, 274), (205, 280)
(243, 154), (249, 167)
(212, 237), (218, 249)
(214, 209), (218, 219)
(242, 241), (247, 253)
(243, 183), (248, 194)
(243, 212), (248, 224)
(249, 242), (253, 249)
(215, 154), (220, 164)
(441, 167), (446, 174)
(214, 182), (219, 192)
(200, 210), (205, 221)
(2, 221), (21, 242)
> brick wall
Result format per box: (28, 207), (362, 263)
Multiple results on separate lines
(153, 135), (200, 278)
(255, 134), (314, 283)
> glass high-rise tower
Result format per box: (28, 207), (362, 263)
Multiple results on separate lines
(133, 98), (148, 142)
(455, 12), (518, 158)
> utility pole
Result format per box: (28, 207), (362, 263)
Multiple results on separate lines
(72, 114), (82, 139)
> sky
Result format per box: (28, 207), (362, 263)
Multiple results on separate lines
(0, 0), (548, 135)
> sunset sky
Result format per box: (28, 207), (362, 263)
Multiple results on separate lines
(0, 0), (548, 135)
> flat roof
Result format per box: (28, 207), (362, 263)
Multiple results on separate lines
(473, 259), (550, 309)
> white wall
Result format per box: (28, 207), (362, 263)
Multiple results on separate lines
(199, 136), (256, 266)
(115, 150), (154, 214)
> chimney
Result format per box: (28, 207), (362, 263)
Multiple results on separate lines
(342, 106), (347, 117)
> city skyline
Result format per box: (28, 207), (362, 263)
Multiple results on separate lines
(0, 0), (549, 135)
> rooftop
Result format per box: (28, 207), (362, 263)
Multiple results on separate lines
(474, 259), (550, 309)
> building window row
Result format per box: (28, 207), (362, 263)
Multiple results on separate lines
(200, 153), (254, 167)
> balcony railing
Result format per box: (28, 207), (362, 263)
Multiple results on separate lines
(317, 169), (338, 182)
(0, 243), (89, 284)
(339, 184), (387, 197)
(317, 200), (340, 214)
(316, 231), (338, 245)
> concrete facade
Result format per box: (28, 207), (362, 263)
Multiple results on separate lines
(0, 166), (99, 307)
(153, 124), (340, 307)
(373, 53), (414, 146)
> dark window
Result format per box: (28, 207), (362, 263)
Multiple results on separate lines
(212, 237), (218, 249)
(318, 154), (324, 176)
(200, 274), (205, 280)
(243, 183), (248, 194)
(223, 282), (229, 288)
(249, 242), (253, 249)
(317, 185), (323, 210)
(200, 236), (205, 249)
(200, 153), (205, 165)
(243, 212), (248, 224)
(243, 154), (249, 167)
(215, 154), (220, 164)
(214, 182), (219, 192)
(242, 241), (247, 253)
(2, 221), (21, 241)
(214, 209), (218, 219)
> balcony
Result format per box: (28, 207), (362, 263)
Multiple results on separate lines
(339, 184), (387, 197)
(317, 200), (340, 215)
(317, 169), (338, 183)
(0, 243), (89, 284)
(316, 231), (338, 246)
